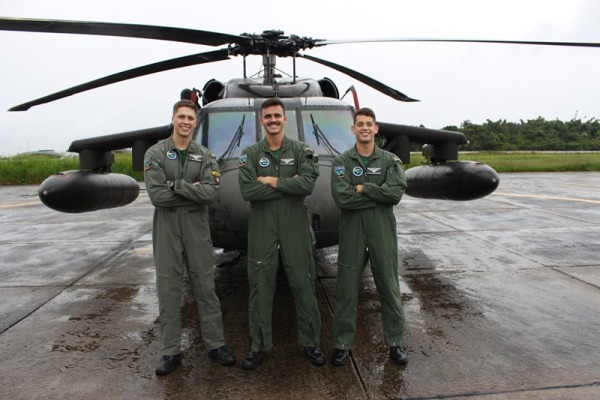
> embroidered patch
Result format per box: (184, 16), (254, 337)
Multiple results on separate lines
(239, 154), (248, 166)
(281, 158), (294, 166)
(367, 167), (382, 175)
(352, 166), (364, 177)
(167, 150), (177, 160)
(144, 156), (153, 171)
(334, 166), (345, 178)
(189, 154), (203, 162)
(259, 157), (270, 167)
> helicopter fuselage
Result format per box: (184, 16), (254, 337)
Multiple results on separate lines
(198, 96), (355, 250)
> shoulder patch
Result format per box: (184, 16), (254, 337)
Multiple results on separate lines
(334, 165), (345, 178)
(144, 156), (153, 171)
(239, 154), (248, 166)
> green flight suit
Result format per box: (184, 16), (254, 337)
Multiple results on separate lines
(238, 136), (321, 352)
(144, 137), (225, 356)
(330, 145), (407, 350)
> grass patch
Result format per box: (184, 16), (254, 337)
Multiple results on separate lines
(1, 151), (599, 185)
(405, 151), (600, 173)
(0, 152), (142, 185)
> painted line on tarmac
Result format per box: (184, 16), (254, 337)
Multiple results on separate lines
(493, 192), (600, 205)
(0, 200), (41, 208)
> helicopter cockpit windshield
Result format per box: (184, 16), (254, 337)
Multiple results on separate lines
(198, 105), (355, 161)
(302, 109), (354, 156)
(201, 110), (256, 161)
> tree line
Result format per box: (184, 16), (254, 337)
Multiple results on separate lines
(438, 117), (600, 151)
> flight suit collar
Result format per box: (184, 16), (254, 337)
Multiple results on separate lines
(349, 144), (382, 161)
(165, 136), (199, 153)
(259, 135), (290, 153)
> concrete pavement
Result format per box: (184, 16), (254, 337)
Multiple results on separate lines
(0, 172), (599, 399)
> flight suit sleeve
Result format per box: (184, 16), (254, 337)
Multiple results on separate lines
(174, 151), (219, 205)
(331, 155), (377, 210)
(276, 145), (319, 196)
(238, 149), (283, 202)
(361, 155), (407, 205)
(144, 148), (189, 208)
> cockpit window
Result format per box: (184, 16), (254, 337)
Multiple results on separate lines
(200, 111), (256, 160)
(199, 107), (355, 160)
(301, 109), (355, 156)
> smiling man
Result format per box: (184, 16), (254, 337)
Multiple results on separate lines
(330, 107), (409, 367)
(144, 99), (235, 375)
(238, 98), (324, 370)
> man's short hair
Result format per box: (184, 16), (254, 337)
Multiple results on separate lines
(172, 99), (198, 115)
(261, 98), (286, 114)
(354, 107), (376, 124)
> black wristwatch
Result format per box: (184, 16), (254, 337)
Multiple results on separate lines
(169, 180), (175, 191)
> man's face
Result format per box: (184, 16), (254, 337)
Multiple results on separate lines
(351, 114), (378, 145)
(260, 105), (287, 136)
(172, 106), (197, 139)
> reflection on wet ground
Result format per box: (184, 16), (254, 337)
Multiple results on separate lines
(1, 173), (600, 399)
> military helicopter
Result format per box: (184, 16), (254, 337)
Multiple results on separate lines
(3, 17), (596, 250)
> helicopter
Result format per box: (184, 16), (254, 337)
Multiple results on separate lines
(3, 17), (595, 250)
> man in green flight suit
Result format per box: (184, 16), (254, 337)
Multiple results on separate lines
(238, 98), (324, 369)
(144, 99), (235, 375)
(330, 107), (409, 366)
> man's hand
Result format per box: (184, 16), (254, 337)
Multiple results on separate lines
(257, 176), (278, 188)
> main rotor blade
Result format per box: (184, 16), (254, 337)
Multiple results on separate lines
(9, 49), (230, 111)
(318, 38), (600, 48)
(299, 54), (419, 102)
(0, 17), (247, 46)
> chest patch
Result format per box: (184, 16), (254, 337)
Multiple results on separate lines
(280, 158), (294, 166)
(352, 166), (364, 177)
(189, 154), (203, 162)
(259, 157), (270, 167)
(166, 150), (177, 160)
(367, 167), (381, 175)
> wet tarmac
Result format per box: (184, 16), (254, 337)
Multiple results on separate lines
(1, 172), (599, 399)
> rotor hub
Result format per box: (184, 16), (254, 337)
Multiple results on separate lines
(230, 30), (320, 57)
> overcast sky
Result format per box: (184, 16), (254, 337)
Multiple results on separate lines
(1, 0), (599, 156)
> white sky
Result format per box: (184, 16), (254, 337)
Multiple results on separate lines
(1, 0), (599, 156)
